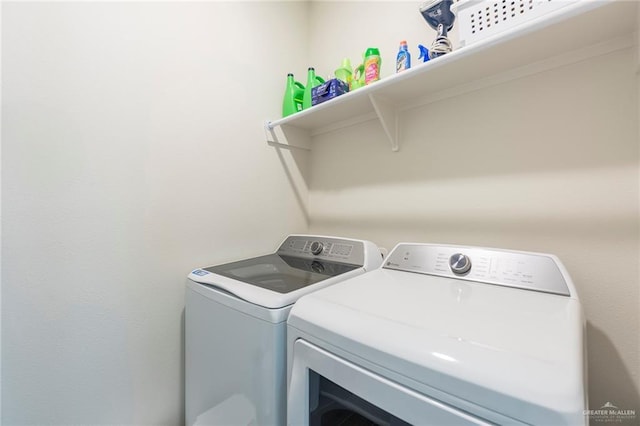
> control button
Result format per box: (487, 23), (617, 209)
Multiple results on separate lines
(449, 253), (472, 275)
(310, 241), (324, 255)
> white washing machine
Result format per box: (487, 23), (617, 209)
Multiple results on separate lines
(287, 243), (587, 425)
(185, 234), (382, 426)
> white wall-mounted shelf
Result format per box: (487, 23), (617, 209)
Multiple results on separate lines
(265, 0), (637, 152)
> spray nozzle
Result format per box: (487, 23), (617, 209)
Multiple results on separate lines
(418, 45), (430, 62)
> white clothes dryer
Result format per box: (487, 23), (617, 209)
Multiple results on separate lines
(185, 235), (382, 426)
(287, 243), (587, 425)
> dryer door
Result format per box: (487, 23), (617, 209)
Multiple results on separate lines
(288, 339), (493, 426)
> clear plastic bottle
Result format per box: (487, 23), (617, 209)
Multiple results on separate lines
(396, 41), (411, 73)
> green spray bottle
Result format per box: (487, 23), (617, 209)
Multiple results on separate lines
(282, 73), (305, 117)
(302, 67), (325, 110)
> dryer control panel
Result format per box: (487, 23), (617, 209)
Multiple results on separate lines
(384, 244), (571, 296)
(277, 235), (365, 266)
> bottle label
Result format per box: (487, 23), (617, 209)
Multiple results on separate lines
(364, 57), (380, 84)
(396, 52), (408, 72)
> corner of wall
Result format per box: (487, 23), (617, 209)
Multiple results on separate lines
(636, 0), (640, 398)
(0, 0), (4, 419)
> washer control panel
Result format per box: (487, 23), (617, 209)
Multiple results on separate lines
(384, 243), (570, 296)
(278, 236), (365, 266)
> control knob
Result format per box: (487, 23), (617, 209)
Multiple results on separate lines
(310, 241), (324, 255)
(449, 253), (472, 275)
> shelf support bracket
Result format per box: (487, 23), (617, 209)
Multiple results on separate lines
(368, 94), (399, 152)
(264, 121), (311, 151)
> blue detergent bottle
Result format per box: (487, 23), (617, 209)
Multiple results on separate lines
(396, 40), (411, 73)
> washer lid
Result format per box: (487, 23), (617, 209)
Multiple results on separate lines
(288, 263), (586, 424)
(203, 254), (359, 294)
(189, 256), (363, 309)
(188, 235), (382, 309)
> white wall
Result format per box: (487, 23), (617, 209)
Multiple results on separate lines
(1, 2), (308, 424)
(307, 0), (640, 415)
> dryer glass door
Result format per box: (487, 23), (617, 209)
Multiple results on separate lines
(288, 340), (493, 426)
(308, 370), (410, 425)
